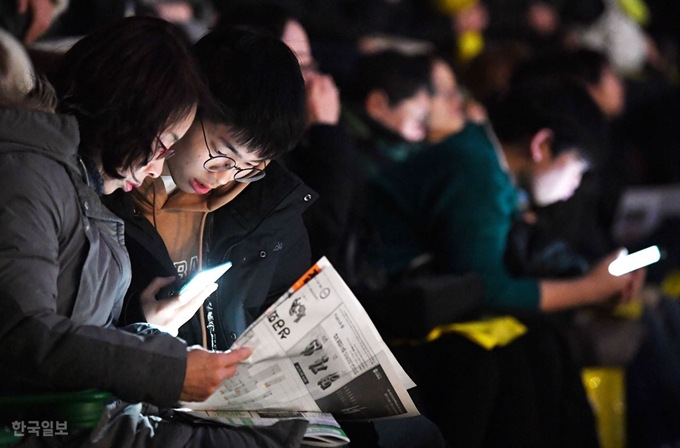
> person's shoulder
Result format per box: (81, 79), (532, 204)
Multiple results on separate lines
(438, 122), (493, 150)
(0, 151), (79, 228)
(258, 161), (317, 213)
(243, 160), (311, 202)
(0, 150), (71, 189)
(216, 160), (316, 221)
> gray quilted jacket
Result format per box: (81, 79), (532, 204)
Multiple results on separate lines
(0, 108), (187, 406)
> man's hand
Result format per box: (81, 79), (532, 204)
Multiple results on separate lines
(585, 249), (646, 305)
(17, 0), (55, 44)
(140, 276), (217, 336)
(180, 346), (253, 402)
(305, 72), (340, 126)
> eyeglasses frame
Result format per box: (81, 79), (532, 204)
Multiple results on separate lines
(199, 119), (265, 183)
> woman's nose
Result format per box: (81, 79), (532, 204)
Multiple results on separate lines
(144, 158), (165, 179)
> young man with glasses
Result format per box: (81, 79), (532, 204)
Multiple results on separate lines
(216, 2), (363, 287)
(104, 26), (313, 351)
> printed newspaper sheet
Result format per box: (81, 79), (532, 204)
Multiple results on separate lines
(180, 257), (419, 426)
(182, 410), (350, 447)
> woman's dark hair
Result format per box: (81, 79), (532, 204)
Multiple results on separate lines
(347, 50), (432, 106)
(193, 26), (306, 159)
(54, 16), (211, 179)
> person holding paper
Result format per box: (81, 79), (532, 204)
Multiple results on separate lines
(104, 25), (314, 351)
(0, 16), (307, 447)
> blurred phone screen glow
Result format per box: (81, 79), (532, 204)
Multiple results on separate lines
(608, 246), (660, 276)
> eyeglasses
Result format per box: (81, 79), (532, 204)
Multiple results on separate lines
(199, 119), (265, 183)
(153, 137), (176, 161)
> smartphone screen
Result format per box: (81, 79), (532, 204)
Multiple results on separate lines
(178, 261), (232, 298)
(608, 246), (661, 276)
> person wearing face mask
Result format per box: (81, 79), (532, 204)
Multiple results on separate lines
(0, 16), (308, 448)
(103, 26), (314, 355)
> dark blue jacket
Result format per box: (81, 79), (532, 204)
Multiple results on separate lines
(104, 160), (316, 350)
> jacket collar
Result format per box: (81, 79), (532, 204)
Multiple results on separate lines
(225, 159), (315, 227)
(133, 175), (249, 214)
(134, 159), (314, 229)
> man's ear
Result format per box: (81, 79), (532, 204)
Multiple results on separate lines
(530, 128), (553, 163)
(365, 90), (390, 121)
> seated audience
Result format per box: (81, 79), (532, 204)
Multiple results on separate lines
(369, 74), (643, 312)
(366, 57), (609, 448)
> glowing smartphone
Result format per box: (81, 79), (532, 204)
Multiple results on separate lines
(608, 246), (661, 276)
(178, 261), (232, 298)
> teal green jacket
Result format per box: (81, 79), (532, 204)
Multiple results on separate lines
(369, 123), (540, 310)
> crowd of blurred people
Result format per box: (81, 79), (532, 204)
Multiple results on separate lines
(1, 0), (680, 447)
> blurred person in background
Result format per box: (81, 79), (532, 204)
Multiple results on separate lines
(0, 0), (68, 44)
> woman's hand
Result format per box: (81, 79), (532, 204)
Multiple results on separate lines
(181, 346), (253, 402)
(140, 276), (217, 336)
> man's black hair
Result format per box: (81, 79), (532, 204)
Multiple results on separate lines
(54, 16), (211, 179)
(490, 79), (606, 164)
(346, 50), (432, 107)
(194, 26), (306, 159)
